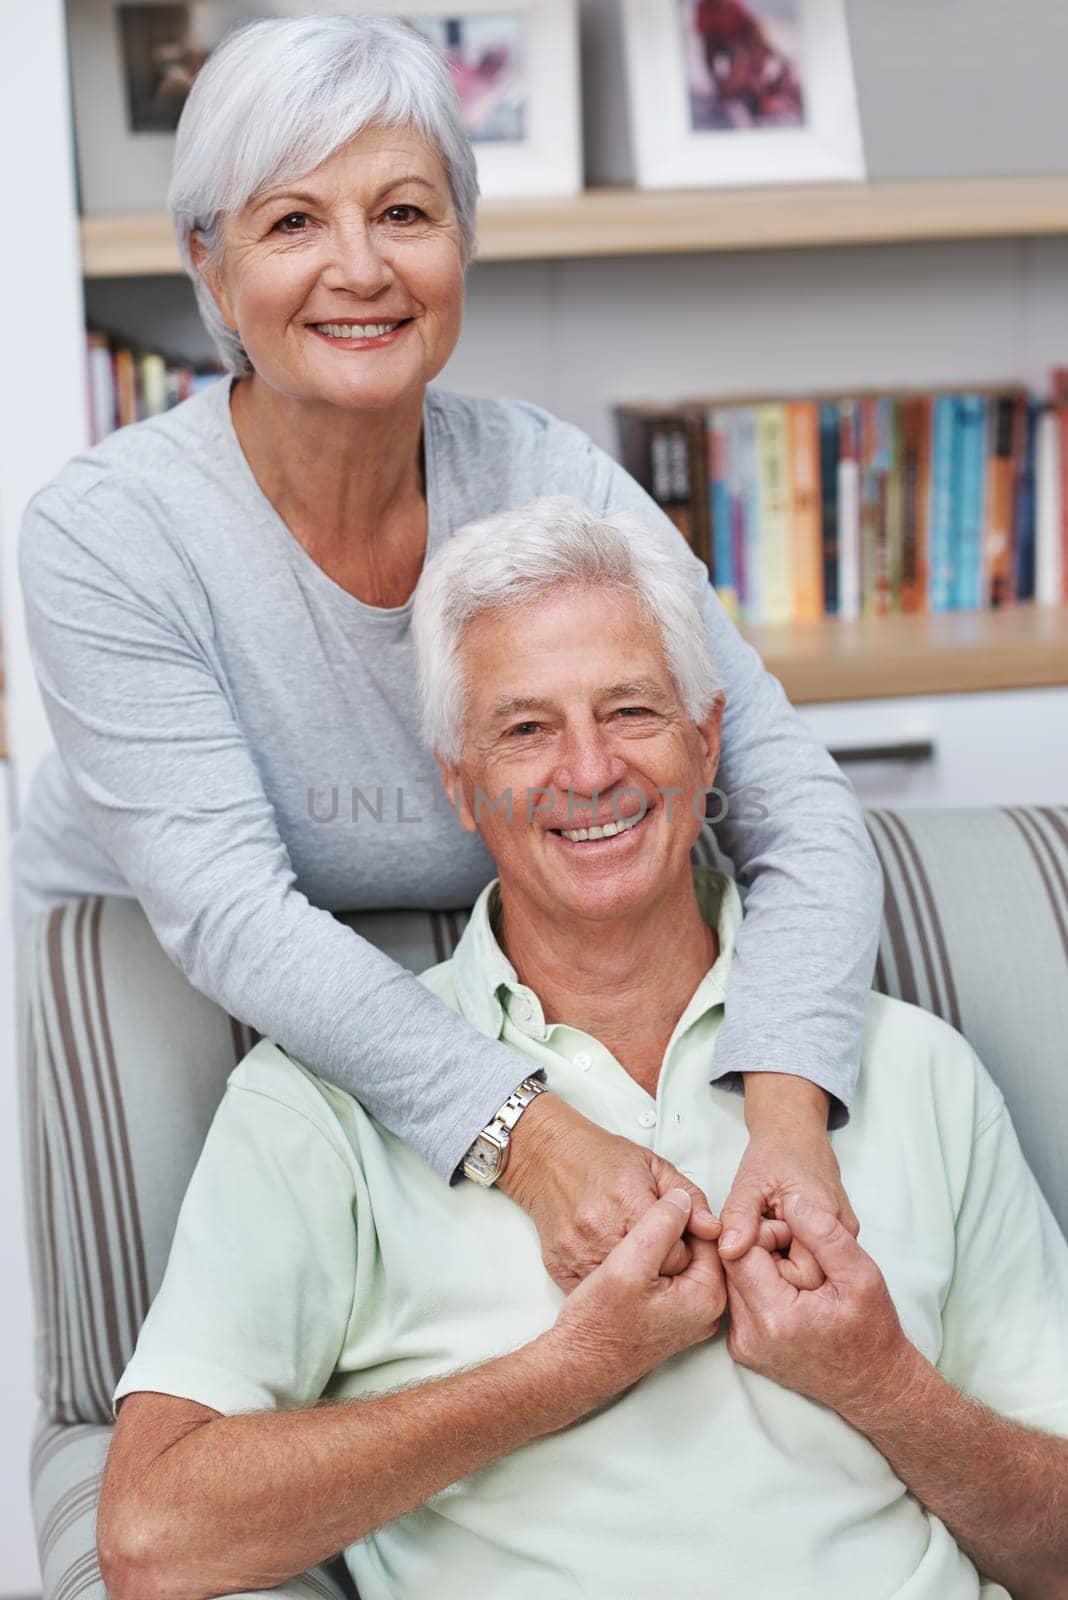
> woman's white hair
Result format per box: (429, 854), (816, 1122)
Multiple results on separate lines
(412, 495), (723, 766)
(167, 12), (479, 376)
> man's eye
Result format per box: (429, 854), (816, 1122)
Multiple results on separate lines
(509, 722), (541, 737)
(614, 706), (653, 718)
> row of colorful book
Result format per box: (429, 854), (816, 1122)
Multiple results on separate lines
(86, 328), (225, 444)
(615, 376), (1068, 621)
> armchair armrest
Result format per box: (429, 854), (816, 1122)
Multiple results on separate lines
(30, 1408), (359, 1600)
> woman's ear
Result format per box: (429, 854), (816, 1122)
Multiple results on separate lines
(190, 231), (237, 331)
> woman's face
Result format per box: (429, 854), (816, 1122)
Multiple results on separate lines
(197, 123), (466, 411)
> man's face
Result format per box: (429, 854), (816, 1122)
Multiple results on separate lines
(438, 583), (725, 926)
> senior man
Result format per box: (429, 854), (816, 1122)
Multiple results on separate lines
(98, 497), (1068, 1600)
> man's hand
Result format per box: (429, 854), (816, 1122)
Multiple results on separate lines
(718, 1073), (860, 1290)
(549, 1190), (726, 1397)
(499, 1093), (722, 1290)
(726, 1194), (1068, 1598)
(723, 1192), (908, 1415)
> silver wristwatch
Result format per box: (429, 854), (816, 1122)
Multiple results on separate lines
(461, 1076), (547, 1186)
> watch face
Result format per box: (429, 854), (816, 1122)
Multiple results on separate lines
(465, 1135), (503, 1183)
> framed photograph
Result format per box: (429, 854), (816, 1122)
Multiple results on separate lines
(364, 0), (582, 195)
(621, 0), (866, 189)
(405, 13), (529, 146)
(68, 0), (581, 215)
(116, 3), (214, 133)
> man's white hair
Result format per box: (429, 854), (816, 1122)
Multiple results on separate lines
(412, 494), (723, 766)
(167, 12), (480, 376)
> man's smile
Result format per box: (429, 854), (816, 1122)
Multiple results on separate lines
(547, 802), (656, 851)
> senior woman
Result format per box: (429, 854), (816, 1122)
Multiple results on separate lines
(13, 13), (881, 1289)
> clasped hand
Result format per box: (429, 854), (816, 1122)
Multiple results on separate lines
(723, 1191), (907, 1412)
(506, 1093), (903, 1405)
(500, 1090), (859, 1294)
(551, 1186), (906, 1414)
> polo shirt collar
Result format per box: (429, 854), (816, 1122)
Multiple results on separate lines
(450, 866), (743, 1043)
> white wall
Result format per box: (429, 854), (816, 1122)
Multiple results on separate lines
(1, 0), (88, 1591)
(1, 0), (87, 817)
(0, 775), (37, 1594)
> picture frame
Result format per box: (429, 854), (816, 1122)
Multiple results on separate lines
(620, 0), (866, 189)
(327, 0), (582, 197)
(67, 0), (582, 216)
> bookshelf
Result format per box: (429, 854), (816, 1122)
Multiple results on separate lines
(740, 602), (1068, 705)
(80, 174), (1068, 276)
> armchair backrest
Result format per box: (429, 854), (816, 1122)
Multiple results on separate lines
(864, 804), (1067, 1243)
(17, 807), (1068, 1434)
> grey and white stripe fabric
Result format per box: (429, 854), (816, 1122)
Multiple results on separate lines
(29, 1413), (356, 1600)
(865, 806), (1068, 1245)
(15, 809), (1067, 1600)
(30, 1419), (110, 1600)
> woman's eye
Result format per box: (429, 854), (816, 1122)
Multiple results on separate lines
(272, 205), (423, 234)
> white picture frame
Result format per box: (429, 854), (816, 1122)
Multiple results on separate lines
(336, 0), (582, 198)
(68, 0), (582, 215)
(621, 0), (866, 189)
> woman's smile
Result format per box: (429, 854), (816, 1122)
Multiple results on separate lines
(306, 317), (415, 349)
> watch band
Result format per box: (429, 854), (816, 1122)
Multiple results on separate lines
(461, 1076), (547, 1187)
(496, 1076), (547, 1135)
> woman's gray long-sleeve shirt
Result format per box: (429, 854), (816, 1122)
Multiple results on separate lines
(12, 376), (883, 1180)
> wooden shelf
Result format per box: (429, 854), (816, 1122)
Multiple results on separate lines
(0, 610), (1060, 764)
(80, 174), (1068, 276)
(740, 603), (1068, 705)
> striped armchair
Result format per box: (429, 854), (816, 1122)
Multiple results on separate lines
(16, 807), (1068, 1600)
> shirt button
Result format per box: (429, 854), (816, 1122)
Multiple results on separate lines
(515, 997), (533, 1021)
(637, 1109), (657, 1129)
(573, 1051), (593, 1070)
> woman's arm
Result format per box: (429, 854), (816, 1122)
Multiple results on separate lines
(16, 479), (717, 1276)
(584, 438), (884, 1118)
(17, 482), (536, 1181)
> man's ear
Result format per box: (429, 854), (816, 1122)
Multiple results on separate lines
(697, 692), (726, 790)
(434, 754), (478, 833)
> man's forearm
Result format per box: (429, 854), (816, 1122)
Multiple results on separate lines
(840, 1343), (1068, 1600)
(106, 1330), (606, 1600)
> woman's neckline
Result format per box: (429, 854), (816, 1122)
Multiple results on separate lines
(217, 374), (440, 625)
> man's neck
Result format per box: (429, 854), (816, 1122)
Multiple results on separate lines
(495, 876), (719, 1096)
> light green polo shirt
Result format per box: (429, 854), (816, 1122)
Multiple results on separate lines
(114, 868), (1068, 1600)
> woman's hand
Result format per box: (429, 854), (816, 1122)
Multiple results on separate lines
(498, 1093), (721, 1292)
(717, 1072), (860, 1290)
